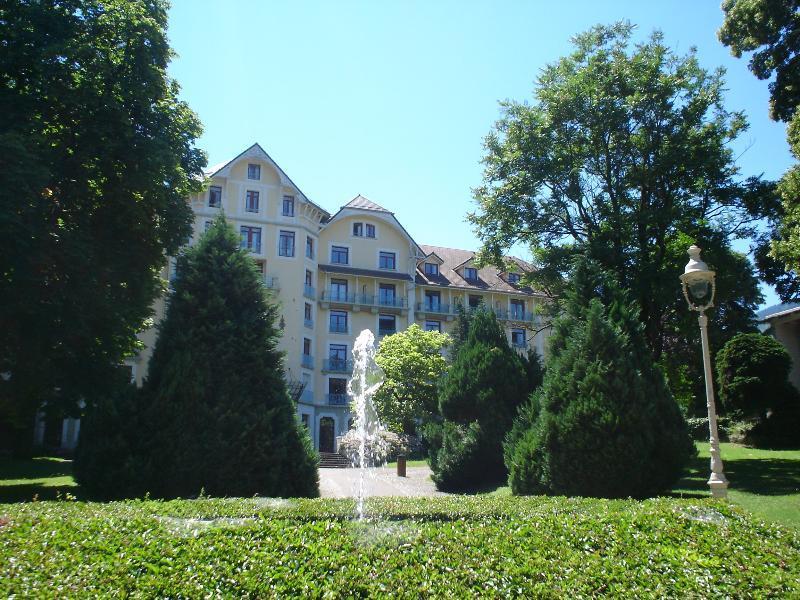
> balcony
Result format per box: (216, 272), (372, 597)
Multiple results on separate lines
(322, 358), (353, 373)
(326, 393), (350, 406)
(329, 321), (348, 334)
(374, 295), (406, 309)
(416, 302), (455, 321)
(378, 327), (397, 337)
(303, 285), (316, 300)
(304, 318), (314, 329)
(496, 309), (538, 325)
(264, 276), (279, 290)
(320, 290), (357, 308)
(301, 354), (313, 369)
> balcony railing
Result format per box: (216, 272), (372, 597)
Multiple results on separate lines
(323, 358), (353, 373)
(329, 321), (348, 334)
(326, 393), (350, 406)
(304, 318), (313, 329)
(378, 327), (397, 337)
(374, 295), (406, 308)
(321, 290), (356, 304)
(417, 302), (452, 315)
(264, 276), (279, 290)
(301, 354), (313, 369)
(303, 285), (316, 300)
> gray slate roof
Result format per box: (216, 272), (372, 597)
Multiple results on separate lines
(342, 195), (393, 213)
(417, 244), (541, 296)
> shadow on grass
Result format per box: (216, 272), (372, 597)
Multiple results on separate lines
(0, 457), (83, 504)
(672, 451), (800, 497)
(0, 483), (84, 503)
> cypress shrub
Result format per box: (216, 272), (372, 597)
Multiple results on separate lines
(431, 307), (529, 491)
(76, 215), (319, 499)
(506, 259), (692, 498)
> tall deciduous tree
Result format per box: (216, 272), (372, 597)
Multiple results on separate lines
(470, 23), (763, 367)
(720, 0), (800, 300)
(0, 0), (206, 452)
(373, 324), (450, 434)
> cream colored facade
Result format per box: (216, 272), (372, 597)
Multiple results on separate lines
(125, 143), (550, 453)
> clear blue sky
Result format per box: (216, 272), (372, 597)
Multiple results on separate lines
(167, 0), (791, 308)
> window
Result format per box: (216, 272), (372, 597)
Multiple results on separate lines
(379, 283), (396, 306)
(331, 245), (349, 264)
(304, 302), (313, 325)
(328, 378), (347, 403)
(464, 267), (478, 280)
(330, 278), (348, 301)
(352, 222), (363, 237)
(303, 338), (312, 356)
(511, 329), (526, 348)
(305, 269), (313, 286)
(208, 185), (222, 207)
(282, 195), (295, 216)
(279, 230), (295, 257)
(508, 272), (521, 284)
(424, 291), (441, 310)
(378, 314), (396, 336)
(204, 220), (212, 231)
(366, 223), (376, 238)
(424, 320), (442, 333)
(301, 414), (310, 429)
(379, 251), (396, 270)
(510, 299), (525, 319)
(330, 310), (348, 333)
(468, 295), (481, 309)
(245, 190), (259, 212)
(329, 344), (347, 369)
(424, 262), (439, 276)
(247, 163), (260, 180)
(240, 226), (262, 253)
(306, 236), (314, 259)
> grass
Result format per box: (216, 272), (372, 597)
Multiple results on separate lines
(384, 459), (428, 468)
(0, 457), (79, 503)
(672, 442), (800, 529)
(1, 495), (799, 596)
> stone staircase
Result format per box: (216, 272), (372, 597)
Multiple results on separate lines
(319, 452), (351, 468)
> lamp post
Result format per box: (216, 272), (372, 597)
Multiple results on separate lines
(680, 245), (729, 499)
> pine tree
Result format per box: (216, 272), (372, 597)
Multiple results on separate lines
(506, 259), (692, 498)
(431, 307), (528, 490)
(140, 215), (318, 498)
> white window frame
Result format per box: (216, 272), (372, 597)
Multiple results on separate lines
(247, 163), (261, 180)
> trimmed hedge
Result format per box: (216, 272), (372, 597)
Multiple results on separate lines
(1, 496), (798, 597)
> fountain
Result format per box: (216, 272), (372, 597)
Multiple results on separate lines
(347, 329), (385, 520)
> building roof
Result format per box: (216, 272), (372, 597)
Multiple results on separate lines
(342, 195), (393, 213)
(759, 302), (800, 322)
(416, 244), (543, 296)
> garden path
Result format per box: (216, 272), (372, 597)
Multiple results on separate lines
(318, 465), (445, 498)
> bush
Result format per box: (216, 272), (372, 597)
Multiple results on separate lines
(506, 259), (692, 498)
(716, 333), (794, 417)
(75, 216), (319, 499)
(430, 307), (530, 490)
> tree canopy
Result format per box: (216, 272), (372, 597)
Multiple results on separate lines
(720, 0), (800, 298)
(0, 0), (206, 452)
(373, 324), (450, 435)
(470, 23), (763, 366)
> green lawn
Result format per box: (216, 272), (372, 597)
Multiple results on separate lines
(1, 495), (799, 596)
(672, 442), (800, 529)
(0, 457), (79, 503)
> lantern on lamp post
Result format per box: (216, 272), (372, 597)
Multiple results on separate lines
(680, 245), (728, 498)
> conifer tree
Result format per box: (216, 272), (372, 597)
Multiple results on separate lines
(506, 259), (692, 498)
(140, 215), (318, 498)
(431, 307), (528, 490)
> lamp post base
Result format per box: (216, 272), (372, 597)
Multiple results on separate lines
(708, 474), (729, 499)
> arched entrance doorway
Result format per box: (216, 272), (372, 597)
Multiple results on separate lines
(319, 417), (335, 453)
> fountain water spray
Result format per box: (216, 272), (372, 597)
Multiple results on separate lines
(347, 329), (385, 520)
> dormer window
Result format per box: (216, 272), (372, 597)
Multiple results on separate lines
(464, 267), (478, 281)
(353, 222), (363, 237)
(247, 164), (260, 180)
(424, 262), (439, 276)
(508, 272), (521, 284)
